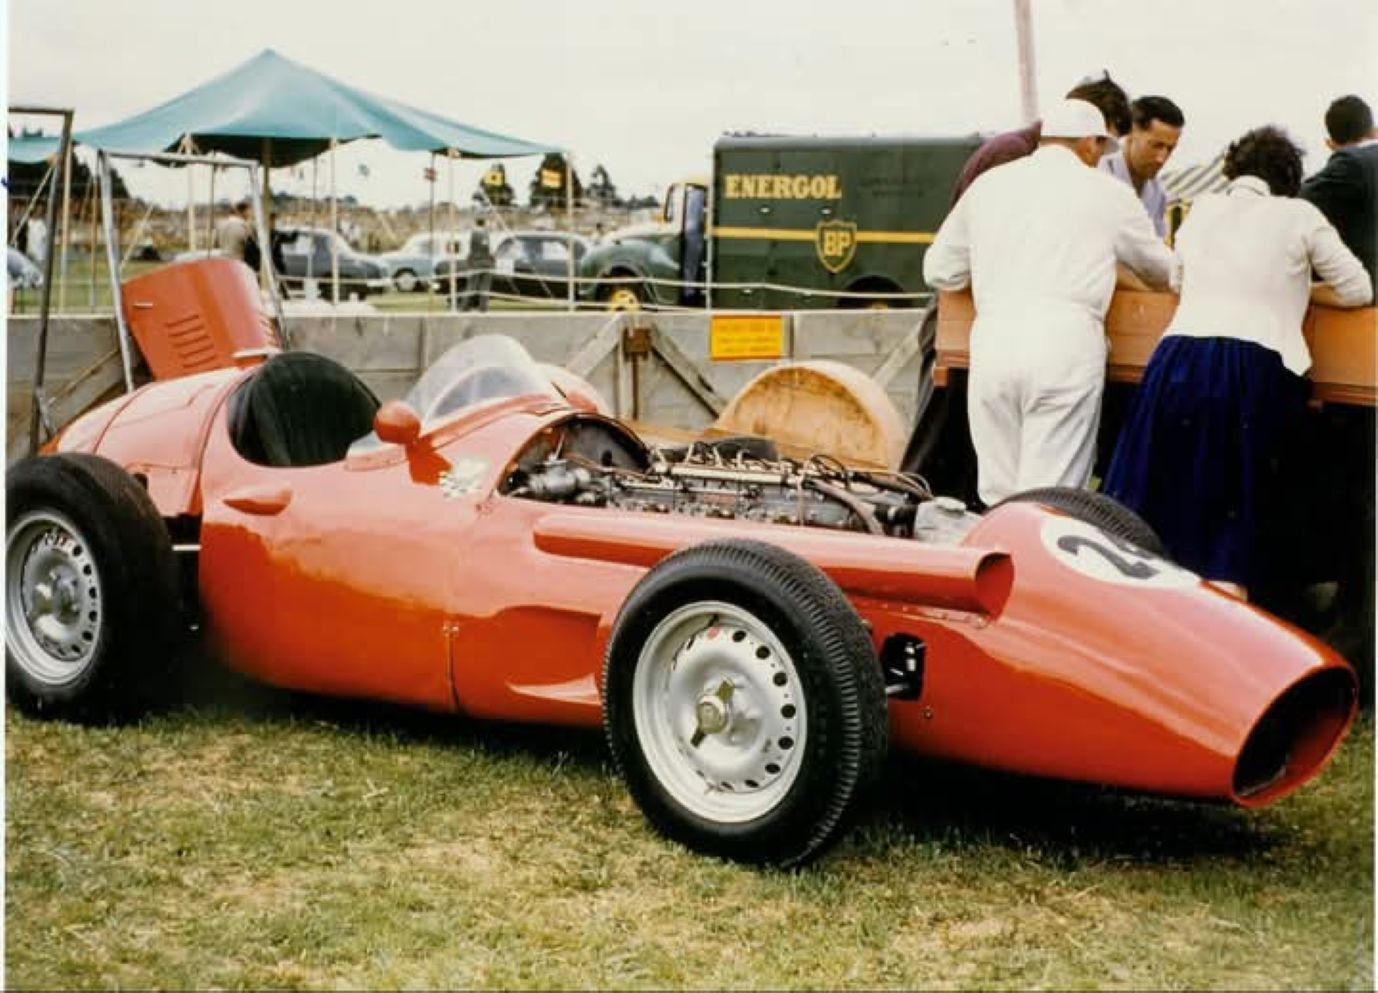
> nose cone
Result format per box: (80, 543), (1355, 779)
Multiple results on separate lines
(895, 503), (1357, 805)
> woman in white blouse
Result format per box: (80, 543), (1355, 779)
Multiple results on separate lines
(1104, 125), (1372, 598)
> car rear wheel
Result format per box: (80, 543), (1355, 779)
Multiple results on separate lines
(5, 453), (180, 723)
(601, 282), (644, 311)
(394, 268), (419, 293)
(603, 539), (888, 867)
(993, 486), (1165, 556)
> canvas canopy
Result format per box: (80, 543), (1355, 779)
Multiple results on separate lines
(7, 134), (62, 164)
(75, 48), (559, 163)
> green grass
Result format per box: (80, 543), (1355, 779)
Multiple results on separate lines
(6, 658), (1373, 990)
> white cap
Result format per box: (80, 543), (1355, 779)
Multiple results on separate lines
(1041, 98), (1113, 140)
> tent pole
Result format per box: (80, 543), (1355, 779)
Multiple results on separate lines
(330, 137), (339, 307)
(565, 151), (574, 312)
(87, 173), (98, 309)
(207, 164), (217, 253)
(27, 109), (73, 455)
(262, 136), (272, 290)
(183, 135), (196, 252)
(428, 151), (437, 265)
(58, 137), (73, 313)
(97, 150), (137, 396)
(447, 150), (457, 310)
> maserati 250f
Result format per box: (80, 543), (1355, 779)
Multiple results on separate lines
(6, 264), (1357, 867)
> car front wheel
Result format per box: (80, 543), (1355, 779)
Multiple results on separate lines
(603, 539), (888, 867)
(5, 453), (180, 722)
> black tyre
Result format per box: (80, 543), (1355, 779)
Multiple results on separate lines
(993, 486), (1165, 556)
(394, 268), (420, 293)
(603, 539), (888, 867)
(5, 453), (180, 722)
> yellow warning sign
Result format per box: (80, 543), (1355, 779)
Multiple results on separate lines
(710, 315), (786, 361)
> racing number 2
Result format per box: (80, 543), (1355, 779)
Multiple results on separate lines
(1055, 532), (1158, 580)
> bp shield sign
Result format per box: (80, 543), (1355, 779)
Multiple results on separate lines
(816, 220), (858, 274)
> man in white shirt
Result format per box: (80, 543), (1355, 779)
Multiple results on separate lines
(924, 98), (1175, 506)
(1098, 96), (1184, 239)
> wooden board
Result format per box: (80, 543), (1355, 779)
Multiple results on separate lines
(935, 289), (1377, 406)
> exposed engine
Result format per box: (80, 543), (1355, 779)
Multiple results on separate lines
(502, 418), (980, 544)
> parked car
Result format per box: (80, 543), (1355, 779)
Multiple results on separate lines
(277, 226), (390, 299)
(5, 262), (1359, 868)
(432, 230), (590, 303)
(379, 230), (468, 293)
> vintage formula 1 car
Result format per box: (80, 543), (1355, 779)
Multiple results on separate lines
(5, 261), (1359, 867)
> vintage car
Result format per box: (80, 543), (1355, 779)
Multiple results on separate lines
(4, 260), (1359, 868)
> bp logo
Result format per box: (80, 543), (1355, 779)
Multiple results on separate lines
(816, 220), (858, 274)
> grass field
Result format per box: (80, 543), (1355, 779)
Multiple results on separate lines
(5, 653), (1373, 991)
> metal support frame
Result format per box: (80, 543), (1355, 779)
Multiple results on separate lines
(11, 105), (74, 456)
(95, 148), (290, 401)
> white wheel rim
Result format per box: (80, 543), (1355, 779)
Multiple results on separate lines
(632, 601), (806, 823)
(5, 510), (104, 685)
(397, 271), (417, 292)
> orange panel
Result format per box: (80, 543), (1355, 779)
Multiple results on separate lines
(122, 258), (280, 380)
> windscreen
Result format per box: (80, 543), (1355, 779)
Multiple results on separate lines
(346, 335), (558, 458)
(405, 334), (558, 424)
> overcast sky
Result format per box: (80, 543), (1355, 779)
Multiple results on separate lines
(6, 0), (1378, 209)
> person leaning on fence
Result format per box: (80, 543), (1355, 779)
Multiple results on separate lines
(1301, 94), (1378, 290)
(1099, 95), (1184, 238)
(1102, 126), (1372, 601)
(923, 98), (1174, 508)
(462, 216), (494, 312)
(215, 199), (252, 264)
(949, 70), (1133, 204)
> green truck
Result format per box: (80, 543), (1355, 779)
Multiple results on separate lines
(579, 133), (980, 310)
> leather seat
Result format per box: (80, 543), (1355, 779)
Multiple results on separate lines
(229, 352), (380, 467)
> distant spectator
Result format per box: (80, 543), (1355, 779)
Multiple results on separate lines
(950, 70), (1132, 204)
(215, 199), (252, 264)
(1104, 126), (1372, 600)
(1099, 96), (1185, 238)
(1301, 94), (1378, 289)
(462, 216), (494, 312)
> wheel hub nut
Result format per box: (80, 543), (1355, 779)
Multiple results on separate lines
(695, 695), (730, 734)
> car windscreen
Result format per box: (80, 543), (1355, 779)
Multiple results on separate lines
(346, 335), (558, 457)
(407, 335), (558, 422)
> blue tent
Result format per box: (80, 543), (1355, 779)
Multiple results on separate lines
(75, 48), (559, 164)
(7, 134), (62, 164)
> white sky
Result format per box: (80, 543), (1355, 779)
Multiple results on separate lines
(6, 0), (1378, 209)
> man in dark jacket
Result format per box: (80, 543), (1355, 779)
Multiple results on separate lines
(950, 71), (1132, 205)
(1301, 94), (1378, 290)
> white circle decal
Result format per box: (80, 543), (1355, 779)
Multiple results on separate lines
(1039, 517), (1199, 589)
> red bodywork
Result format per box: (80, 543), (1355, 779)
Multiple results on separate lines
(46, 262), (1357, 809)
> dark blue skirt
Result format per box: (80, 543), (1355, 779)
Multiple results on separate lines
(1103, 335), (1308, 586)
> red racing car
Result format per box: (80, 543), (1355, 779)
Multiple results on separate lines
(5, 263), (1358, 867)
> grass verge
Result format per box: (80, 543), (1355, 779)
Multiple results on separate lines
(6, 662), (1373, 990)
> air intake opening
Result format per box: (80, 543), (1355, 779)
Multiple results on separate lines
(1233, 668), (1356, 805)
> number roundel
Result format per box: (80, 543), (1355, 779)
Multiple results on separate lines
(1039, 516), (1197, 589)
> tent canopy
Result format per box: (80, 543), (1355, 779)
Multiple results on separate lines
(75, 48), (560, 165)
(8, 134), (62, 164)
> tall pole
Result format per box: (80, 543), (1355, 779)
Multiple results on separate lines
(182, 135), (196, 251)
(58, 137), (73, 313)
(330, 138), (339, 306)
(565, 151), (574, 312)
(1014, 0), (1039, 124)
(428, 151), (437, 258)
(25, 108), (73, 453)
(261, 137), (272, 289)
